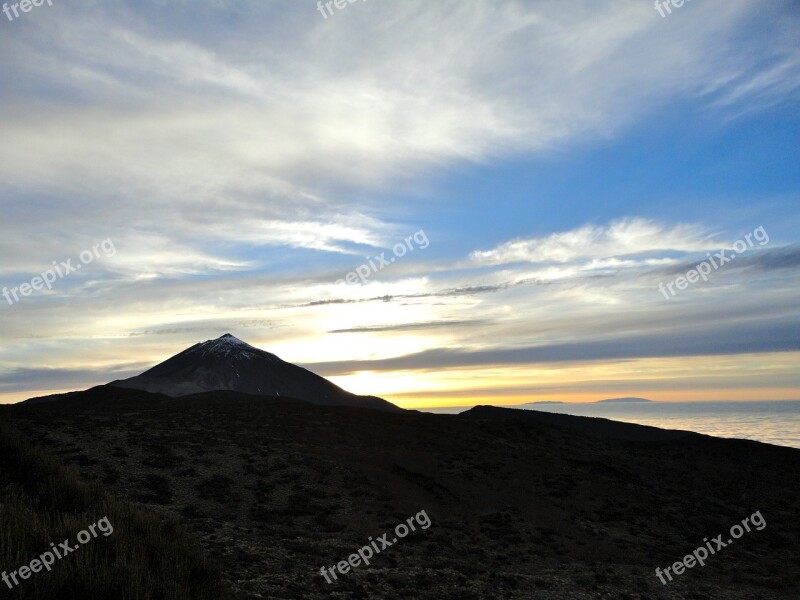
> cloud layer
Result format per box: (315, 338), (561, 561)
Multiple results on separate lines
(1, 0), (799, 405)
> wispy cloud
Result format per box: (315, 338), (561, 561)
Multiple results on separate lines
(470, 218), (719, 266)
(0, 1), (798, 404)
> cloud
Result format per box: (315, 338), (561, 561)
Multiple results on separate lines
(306, 318), (800, 375)
(0, 367), (135, 393)
(329, 320), (487, 334)
(0, 1), (799, 402)
(644, 244), (800, 280)
(2, 1), (798, 245)
(731, 245), (800, 272)
(470, 218), (720, 266)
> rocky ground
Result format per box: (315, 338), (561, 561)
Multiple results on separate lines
(5, 386), (799, 599)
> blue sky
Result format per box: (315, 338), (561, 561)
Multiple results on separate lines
(1, 0), (799, 407)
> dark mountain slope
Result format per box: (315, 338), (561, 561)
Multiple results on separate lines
(5, 391), (799, 599)
(461, 405), (697, 442)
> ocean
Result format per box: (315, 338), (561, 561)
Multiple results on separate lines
(518, 401), (800, 449)
(427, 401), (800, 449)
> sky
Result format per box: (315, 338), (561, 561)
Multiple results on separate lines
(1, 0), (799, 408)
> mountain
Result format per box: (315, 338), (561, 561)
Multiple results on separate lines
(513, 400), (564, 407)
(108, 333), (401, 412)
(596, 397), (653, 403)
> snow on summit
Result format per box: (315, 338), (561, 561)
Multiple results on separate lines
(195, 334), (261, 359)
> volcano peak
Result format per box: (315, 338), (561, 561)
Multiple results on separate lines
(108, 334), (400, 412)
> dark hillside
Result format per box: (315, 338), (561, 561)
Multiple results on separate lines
(5, 391), (799, 599)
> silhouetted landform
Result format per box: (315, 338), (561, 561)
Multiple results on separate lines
(463, 405), (691, 442)
(514, 398), (654, 410)
(0, 412), (230, 599)
(4, 390), (798, 599)
(103, 333), (399, 413)
(596, 397), (654, 404)
(518, 401), (565, 405)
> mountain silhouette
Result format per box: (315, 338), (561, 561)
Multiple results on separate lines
(109, 333), (400, 412)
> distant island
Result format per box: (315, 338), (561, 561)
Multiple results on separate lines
(513, 398), (654, 409)
(510, 401), (565, 409)
(596, 397), (654, 404)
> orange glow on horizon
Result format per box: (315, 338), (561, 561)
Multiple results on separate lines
(3, 352), (799, 409)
